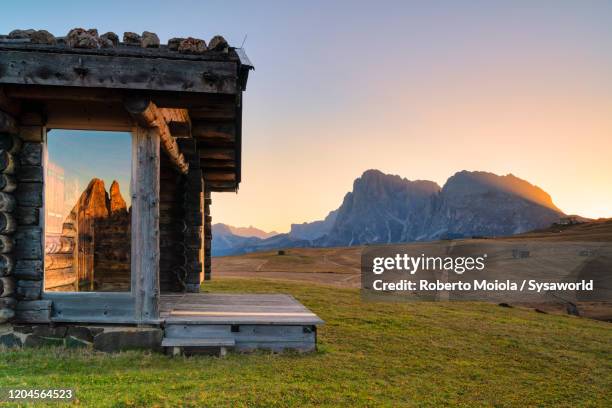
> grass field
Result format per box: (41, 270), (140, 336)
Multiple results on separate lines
(0, 278), (610, 407)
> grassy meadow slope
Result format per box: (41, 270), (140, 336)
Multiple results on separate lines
(0, 279), (611, 407)
(213, 220), (612, 301)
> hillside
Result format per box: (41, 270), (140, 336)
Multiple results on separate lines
(2, 279), (610, 406)
(214, 219), (612, 320)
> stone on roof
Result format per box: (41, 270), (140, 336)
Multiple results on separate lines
(0, 28), (229, 55)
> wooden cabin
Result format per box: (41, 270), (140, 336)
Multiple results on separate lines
(0, 29), (321, 353)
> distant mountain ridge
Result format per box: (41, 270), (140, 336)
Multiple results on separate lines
(289, 209), (338, 241)
(212, 169), (566, 256)
(226, 224), (278, 239)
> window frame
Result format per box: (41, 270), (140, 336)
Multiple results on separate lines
(40, 120), (158, 324)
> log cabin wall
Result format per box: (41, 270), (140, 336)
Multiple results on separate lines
(0, 108), (50, 323)
(178, 138), (204, 292)
(0, 110), (19, 323)
(15, 119), (44, 301)
(159, 151), (185, 292)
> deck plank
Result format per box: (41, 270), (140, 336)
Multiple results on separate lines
(160, 293), (323, 325)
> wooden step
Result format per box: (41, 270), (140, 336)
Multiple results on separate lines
(161, 337), (235, 348)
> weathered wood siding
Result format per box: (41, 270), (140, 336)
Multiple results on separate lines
(177, 138), (204, 292)
(159, 151), (184, 292)
(0, 49), (238, 94)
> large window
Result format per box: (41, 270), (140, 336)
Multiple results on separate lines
(44, 130), (132, 292)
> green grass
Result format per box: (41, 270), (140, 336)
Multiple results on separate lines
(0, 279), (611, 407)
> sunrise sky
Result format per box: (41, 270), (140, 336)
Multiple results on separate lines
(3, 1), (612, 232)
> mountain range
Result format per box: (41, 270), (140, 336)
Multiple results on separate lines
(211, 169), (566, 256)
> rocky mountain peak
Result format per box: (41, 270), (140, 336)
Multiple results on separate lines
(443, 171), (560, 211)
(109, 180), (127, 215)
(79, 178), (109, 219)
(212, 169), (569, 255)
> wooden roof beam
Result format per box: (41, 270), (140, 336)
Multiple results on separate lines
(161, 108), (191, 138)
(124, 97), (189, 174)
(203, 169), (236, 182)
(0, 50), (238, 94)
(189, 104), (235, 120)
(0, 109), (17, 134)
(201, 159), (235, 169)
(192, 121), (235, 143)
(206, 180), (237, 192)
(0, 87), (21, 117)
(199, 148), (235, 161)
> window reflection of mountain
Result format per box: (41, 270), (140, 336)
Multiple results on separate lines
(45, 178), (131, 292)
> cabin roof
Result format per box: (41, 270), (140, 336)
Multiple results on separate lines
(0, 29), (253, 192)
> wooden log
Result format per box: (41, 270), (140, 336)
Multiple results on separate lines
(44, 267), (76, 290)
(206, 180), (237, 191)
(160, 108), (190, 132)
(61, 103), (122, 131)
(15, 182), (42, 207)
(0, 254), (14, 276)
(0, 276), (15, 297)
(184, 227), (203, 248)
(0, 173), (16, 192)
(0, 50), (238, 94)
(168, 122), (191, 138)
(199, 148), (235, 161)
(201, 159), (236, 169)
(131, 126), (160, 322)
(16, 279), (42, 300)
(0, 88), (21, 116)
(16, 206), (39, 226)
(0, 234), (14, 253)
(0, 192), (16, 212)
(5, 85), (237, 109)
(44, 253), (72, 270)
(0, 150), (15, 173)
(14, 260), (43, 280)
(16, 166), (43, 183)
(0, 212), (16, 233)
(183, 212), (203, 227)
(176, 138), (197, 155)
(125, 98), (157, 126)
(15, 227), (42, 260)
(19, 125), (43, 142)
(0, 110), (18, 134)
(45, 236), (74, 254)
(204, 171), (236, 182)
(20, 143), (42, 166)
(192, 121), (235, 143)
(125, 98), (188, 174)
(5, 86), (124, 104)
(14, 300), (51, 323)
(190, 104), (235, 120)
(0, 133), (22, 154)
(18, 111), (44, 126)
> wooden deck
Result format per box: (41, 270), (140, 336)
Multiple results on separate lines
(160, 293), (323, 325)
(159, 293), (323, 353)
